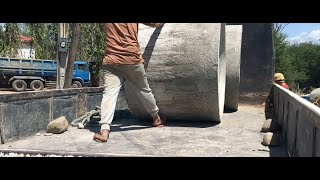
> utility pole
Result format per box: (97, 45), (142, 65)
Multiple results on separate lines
(57, 23), (69, 89)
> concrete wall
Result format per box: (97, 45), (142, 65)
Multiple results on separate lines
(273, 84), (320, 157)
(0, 87), (103, 143)
(227, 23), (274, 105)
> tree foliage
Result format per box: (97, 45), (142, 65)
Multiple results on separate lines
(24, 23), (58, 59)
(273, 23), (320, 90)
(286, 43), (320, 87)
(0, 23), (105, 86)
(76, 23), (105, 79)
(21, 23), (105, 67)
(76, 23), (105, 63)
(0, 23), (22, 57)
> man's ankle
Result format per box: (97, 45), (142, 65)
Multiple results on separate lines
(152, 113), (160, 120)
(100, 129), (110, 135)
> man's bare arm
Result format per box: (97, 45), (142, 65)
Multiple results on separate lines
(142, 23), (164, 28)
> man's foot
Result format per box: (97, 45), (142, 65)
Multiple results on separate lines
(153, 114), (166, 127)
(93, 129), (110, 143)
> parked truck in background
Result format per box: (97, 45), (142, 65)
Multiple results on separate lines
(0, 57), (91, 92)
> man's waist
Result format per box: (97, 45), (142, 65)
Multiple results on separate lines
(103, 54), (143, 65)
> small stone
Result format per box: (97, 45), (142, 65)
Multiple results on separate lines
(47, 116), (69, 134)
(310, 88), (320, 101)
(262, 132), (282, 146)
(36, 133), (41, 136)
(45, 133), (53, 136)
(261, 119), (281, 132)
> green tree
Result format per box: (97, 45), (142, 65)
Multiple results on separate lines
(24, 23), (58, 59)
(76, 23), (105, 62)
(273, 23), (290, 74)
(286, 43), (320, 88)
(0, 23), (22, 57)
(1, 23), (105, 86)
(272, 23), (308, 88)
(76, 23), (105, 83)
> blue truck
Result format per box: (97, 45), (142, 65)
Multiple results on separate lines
(0, 57), (91, 92)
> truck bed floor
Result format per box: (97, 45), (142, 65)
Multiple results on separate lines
(0, 105), (288, 157)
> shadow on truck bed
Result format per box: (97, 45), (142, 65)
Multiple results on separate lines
(85, 110), (219, 133)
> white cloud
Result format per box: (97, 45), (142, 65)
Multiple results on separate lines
(287, 30), (320, 44)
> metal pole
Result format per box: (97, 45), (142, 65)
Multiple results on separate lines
(57, 23), (69, 89)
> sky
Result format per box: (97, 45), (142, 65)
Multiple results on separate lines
(1, 23), (319, 44)
(283, 23), (320, 44)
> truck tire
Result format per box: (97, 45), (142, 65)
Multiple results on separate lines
(30, 80), (44, 91)
(72, 81), (82, 88)
(12, 79), (27, 92)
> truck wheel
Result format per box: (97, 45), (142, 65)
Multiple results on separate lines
(12, 80), (27, 92)
(72, 81), (82, 88)
(30, 80), (44, 91)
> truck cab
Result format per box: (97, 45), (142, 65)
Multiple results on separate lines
(72, 61), (91, 88)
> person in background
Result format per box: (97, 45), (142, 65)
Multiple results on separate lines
(274, 73), (289, 90)
(264, 73), (289, 119)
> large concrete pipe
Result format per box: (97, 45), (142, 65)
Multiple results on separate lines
(237, 23), (274, 104)
(224, 25), (243, 111)
(124, 23), (226, 122)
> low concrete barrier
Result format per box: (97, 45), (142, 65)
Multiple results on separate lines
(0, 87), (104, 143)
(273, 84), (320, 157)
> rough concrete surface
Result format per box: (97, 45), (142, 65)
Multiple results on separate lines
(273, 84), (320, 157)
(124, 23), (226, 122)
(0, 105), (288, 157)
(238, 23), (274, 104)
(225, 25), (242, 111)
